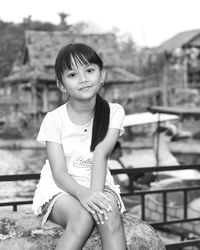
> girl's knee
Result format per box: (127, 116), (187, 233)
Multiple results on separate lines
(67, 208), (94, 236)
(101, 192), (123, 233)
(103, 209), (123, 233)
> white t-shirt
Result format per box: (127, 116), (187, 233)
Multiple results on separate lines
(32, 102), (125, 215)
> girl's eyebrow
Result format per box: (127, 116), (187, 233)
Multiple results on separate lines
(63, 68), (75, 74)
(68, 63), (96, 71)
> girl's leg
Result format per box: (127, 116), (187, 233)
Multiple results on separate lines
(96, 192), (126, 250)
(49, 195), (94, 250)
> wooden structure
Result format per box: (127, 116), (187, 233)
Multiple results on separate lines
(157, 29), (200, 89)
(148, 105), (200, 166)
(3, 30), (141, 117)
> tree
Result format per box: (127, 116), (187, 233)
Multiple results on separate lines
(0, 21), (24, 79)
(0, 14), (72, 80)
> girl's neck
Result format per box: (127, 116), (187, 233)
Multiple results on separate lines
(68, 99), (96, 113)
(67, 99), (95, 125)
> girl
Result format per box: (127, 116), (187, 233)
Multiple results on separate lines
(32, 43), (126, 250)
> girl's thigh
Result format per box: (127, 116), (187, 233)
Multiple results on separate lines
(49, 194), (94, 228)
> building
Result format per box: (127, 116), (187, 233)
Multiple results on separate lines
(157, 29), (200, 88)
(2, 30), (141, 117)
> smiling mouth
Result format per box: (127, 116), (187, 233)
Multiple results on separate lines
(79, 86), (92, 91)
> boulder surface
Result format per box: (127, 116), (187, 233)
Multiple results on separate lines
(0, 210), (165, 250)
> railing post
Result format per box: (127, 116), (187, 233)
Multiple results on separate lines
(141, 194), (145, 220)
(183, 190), (188, 219)
(128, 174), (134, 193)
(13, 204), (17, 212)
(163, 192), (167, 222)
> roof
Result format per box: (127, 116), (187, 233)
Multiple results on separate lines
(24, 30), (120, 68)
(156, 29), (200, 53)
(104, 67), (141, 83)
(4, 30), (141, 83)
(4, 65), (141, 84)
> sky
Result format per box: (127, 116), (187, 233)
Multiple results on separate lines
(1, 0), (200, 47)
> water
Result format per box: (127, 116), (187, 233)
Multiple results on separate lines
(0, 146), (155, 203)
(1, 143), (199, 204)
(0, 149), (46, 202)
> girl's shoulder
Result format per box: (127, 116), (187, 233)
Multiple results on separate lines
(46, 103), (66, 118)
(108, 102), (125, 134)
(41, 104), (67, 128)
(108, 102), (125, 114)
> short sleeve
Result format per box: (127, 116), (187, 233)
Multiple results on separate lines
(109, 103), (125, 136)
(37, 112), (62, 144)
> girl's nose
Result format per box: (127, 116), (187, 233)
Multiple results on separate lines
(79, 71), (88, 83)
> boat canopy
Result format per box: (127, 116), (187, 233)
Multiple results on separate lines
(124, 112), (179, 127)
(147, 106), (200, 117)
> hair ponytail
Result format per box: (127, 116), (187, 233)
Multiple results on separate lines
(90, 94), (110, 151)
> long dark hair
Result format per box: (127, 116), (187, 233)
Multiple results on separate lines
(55, 43), (110, 151)
(91, 94), (110, 151)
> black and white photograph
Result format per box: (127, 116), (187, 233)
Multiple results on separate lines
(0, 0), (200, 249)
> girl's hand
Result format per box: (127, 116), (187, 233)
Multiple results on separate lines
(92, 208), (110, 225)
(76, 188), (112, 224)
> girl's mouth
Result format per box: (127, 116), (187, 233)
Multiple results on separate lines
(79, 86), (92, 91)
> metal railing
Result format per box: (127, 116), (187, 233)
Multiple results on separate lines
(1, 164), (200, 249)
(111, 164), (200, 249)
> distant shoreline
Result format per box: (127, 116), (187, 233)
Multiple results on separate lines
(0, 139), (45, 150)
(0, 138), (200, 155)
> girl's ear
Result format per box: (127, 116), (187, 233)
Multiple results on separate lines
(57, 80), (67, 93)
(100, 69), (106, 83)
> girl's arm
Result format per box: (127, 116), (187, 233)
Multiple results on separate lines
(91, 128), (120, 191)
(46, 141), (84, 197)
(46, 141), (111, 221)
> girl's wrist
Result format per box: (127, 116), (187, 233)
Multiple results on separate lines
(75, 188), (81, 199)
(91, 183), (104, 192)
(75, 186), (87, 199)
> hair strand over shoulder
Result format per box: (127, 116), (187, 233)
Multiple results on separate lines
(90, 94), (110, 151)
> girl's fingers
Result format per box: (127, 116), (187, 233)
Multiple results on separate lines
(102, 209), (109, 221)
(92, 212), (101, 224)
(84, 204), (101, 224)
(95, 211), (104, 225)
(84, 204), (95, 215)
(93, 196), (113, 212)
(93, 192), (113, 212)
(94, 210), (109, 225)
(88, 202), (110, 224)
(94, 199), (112, 213)
(89, 202), (104, 215)
(84, 203), (109, 225)
(81, 191), (112, 218)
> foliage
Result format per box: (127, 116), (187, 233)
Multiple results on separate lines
(0, 17), (71, 81)
(0, 16), (142, 81)
(0, 21), (24, 79)
(69, 21), (90, 34)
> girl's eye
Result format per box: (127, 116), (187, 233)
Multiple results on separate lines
(67, 72), (77, 78)
(87, 68), (95, 73)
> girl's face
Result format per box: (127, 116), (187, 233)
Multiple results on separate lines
(60, 57), (105, 101)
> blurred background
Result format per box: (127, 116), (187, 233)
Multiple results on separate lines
(0, 1), (200, 244)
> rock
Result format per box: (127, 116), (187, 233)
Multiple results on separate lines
(0, 210), (165, 250)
